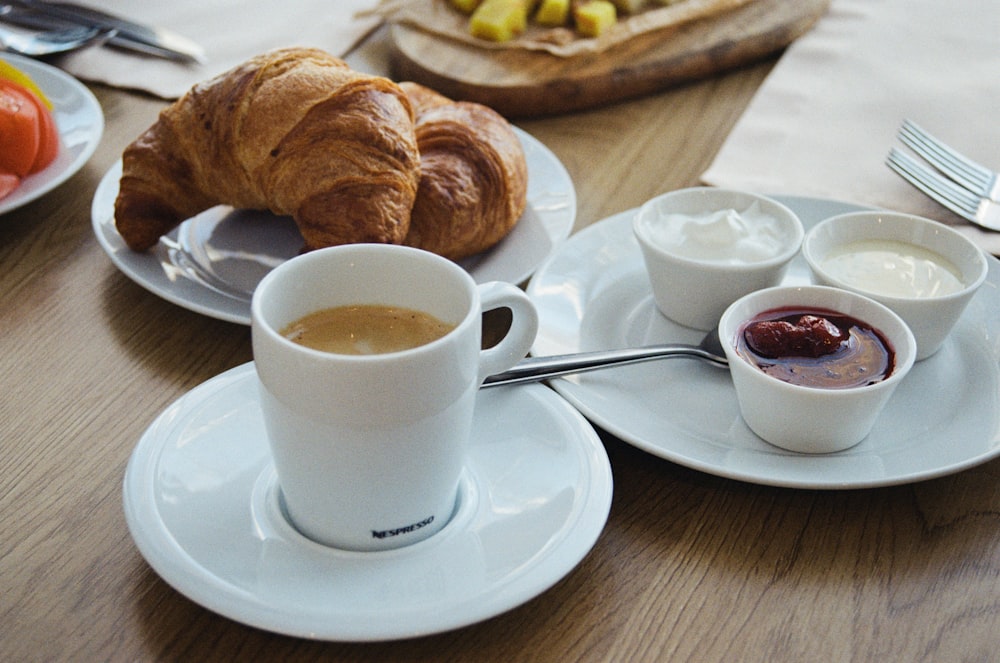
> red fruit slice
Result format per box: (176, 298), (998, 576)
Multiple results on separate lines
(0, 80), (42, 178)
(29, 88), (59, 173)
(0, 172), (20, 200)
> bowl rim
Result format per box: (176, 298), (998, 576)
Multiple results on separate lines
(719, 284), (917, 395)
(632, 187), (805, 271)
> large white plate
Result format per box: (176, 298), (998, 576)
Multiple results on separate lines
(0, 53), (103, 215)
(526, 196), (1000, 489)
(92, 128), (576, 325)
(123, 363), (612, 641)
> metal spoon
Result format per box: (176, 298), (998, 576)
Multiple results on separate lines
(482, 326), (729, 388)
(0, 22), (114, 57)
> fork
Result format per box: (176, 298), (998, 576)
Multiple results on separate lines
(897, 119), (1000, 202)
(886, 148), (1000, 232)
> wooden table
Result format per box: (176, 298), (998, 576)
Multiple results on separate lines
(2, 29), (998, 663)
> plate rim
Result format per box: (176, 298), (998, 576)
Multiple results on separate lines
(122, 362), (613, 641)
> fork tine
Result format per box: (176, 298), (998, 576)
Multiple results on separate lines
(898, 119), (991, 194)
(886, 148), (980, 221)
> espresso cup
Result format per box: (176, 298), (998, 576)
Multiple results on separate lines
(251, 244), (538, 551)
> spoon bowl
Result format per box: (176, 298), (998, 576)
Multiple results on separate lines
(482, 326), (727, 388)
(0, 22), (114, 57)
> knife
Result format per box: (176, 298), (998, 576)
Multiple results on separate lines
(3, 0), (206, 64)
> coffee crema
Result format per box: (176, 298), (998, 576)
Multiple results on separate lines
(281, 305), (455, 355)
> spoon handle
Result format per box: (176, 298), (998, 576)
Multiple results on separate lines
(481, 344), (728, 388)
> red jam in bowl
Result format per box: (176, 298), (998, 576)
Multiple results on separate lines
(736, 307), (895, 389)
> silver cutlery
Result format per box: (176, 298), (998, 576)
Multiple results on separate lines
(1, 0), (205, 64)
(0, 21), (112, 56)
(481, 326), (728, 388)
(897, 119), (1000, 202)
(886, 147), (1000, 232)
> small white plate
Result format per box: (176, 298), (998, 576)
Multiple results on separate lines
(0, 53), (103, 215)
(93, 128), (576, 324)
(527, 196), (1000, 489)
(123, 363), (612, 641)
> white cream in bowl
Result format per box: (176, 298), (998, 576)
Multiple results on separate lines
(818, 239), (965, 298)
(803, 211), (987, 360)
(633, 187), (804, 330)
(640, 201), (789, 264)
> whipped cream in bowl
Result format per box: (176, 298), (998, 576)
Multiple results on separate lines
(633, 187), (804, 330)
(642, 202), (789, 264)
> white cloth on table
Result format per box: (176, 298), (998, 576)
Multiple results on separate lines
(701, 0), (1000, 253)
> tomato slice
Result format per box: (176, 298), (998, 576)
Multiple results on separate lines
(0, 79), (59, 178)
(28, 88), (59, 173)
(0, 81), (41, 178)
(0, 172), (20, 200)
(0, 60), (53, 109)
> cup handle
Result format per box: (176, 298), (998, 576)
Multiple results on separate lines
(476, 281), (539, 385)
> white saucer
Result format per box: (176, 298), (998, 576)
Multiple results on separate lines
(93, 128), (576, 325)
(0, 53), (103, 216)
(122, 363), (612, 641)
(526, 196), (1000, 489)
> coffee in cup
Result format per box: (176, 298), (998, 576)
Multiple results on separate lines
(281, 304), (455, 355)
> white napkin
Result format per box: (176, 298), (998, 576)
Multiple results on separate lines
(701, 0), (1000, 254)
(53, 0), (382, 99)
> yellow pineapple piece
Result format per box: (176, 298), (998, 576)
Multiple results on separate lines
(573, 0), (617, 37)
(450, 0), (482, 13)
(469, 0), (529, 41)
(535, 0), (570, 26)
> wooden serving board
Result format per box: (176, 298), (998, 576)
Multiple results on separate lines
(389, 0), (830, 118)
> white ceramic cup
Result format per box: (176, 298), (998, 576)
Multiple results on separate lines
(251, 244), (538, 551)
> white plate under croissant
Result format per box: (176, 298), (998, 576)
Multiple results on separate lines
(92, 48), (576, 324)
(91, 128), (575, 325)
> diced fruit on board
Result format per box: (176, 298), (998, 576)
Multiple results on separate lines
(469, 0), (530, 41)
(450, 0), (482, 12)
(535, 0), (570, 25)
(573, 0), (617, 36)
(462, 0), (620, 40)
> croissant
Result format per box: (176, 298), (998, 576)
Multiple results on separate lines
(114, 48), (421, 252)
(400, 82), (528, 261)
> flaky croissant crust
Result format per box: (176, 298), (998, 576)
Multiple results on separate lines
(114, 48), (421, 252)
(400, 82), (528, 261)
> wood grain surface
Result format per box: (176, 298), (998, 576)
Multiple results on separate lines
(389, 0), (830, 117)
(1, 23), (999, 663)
